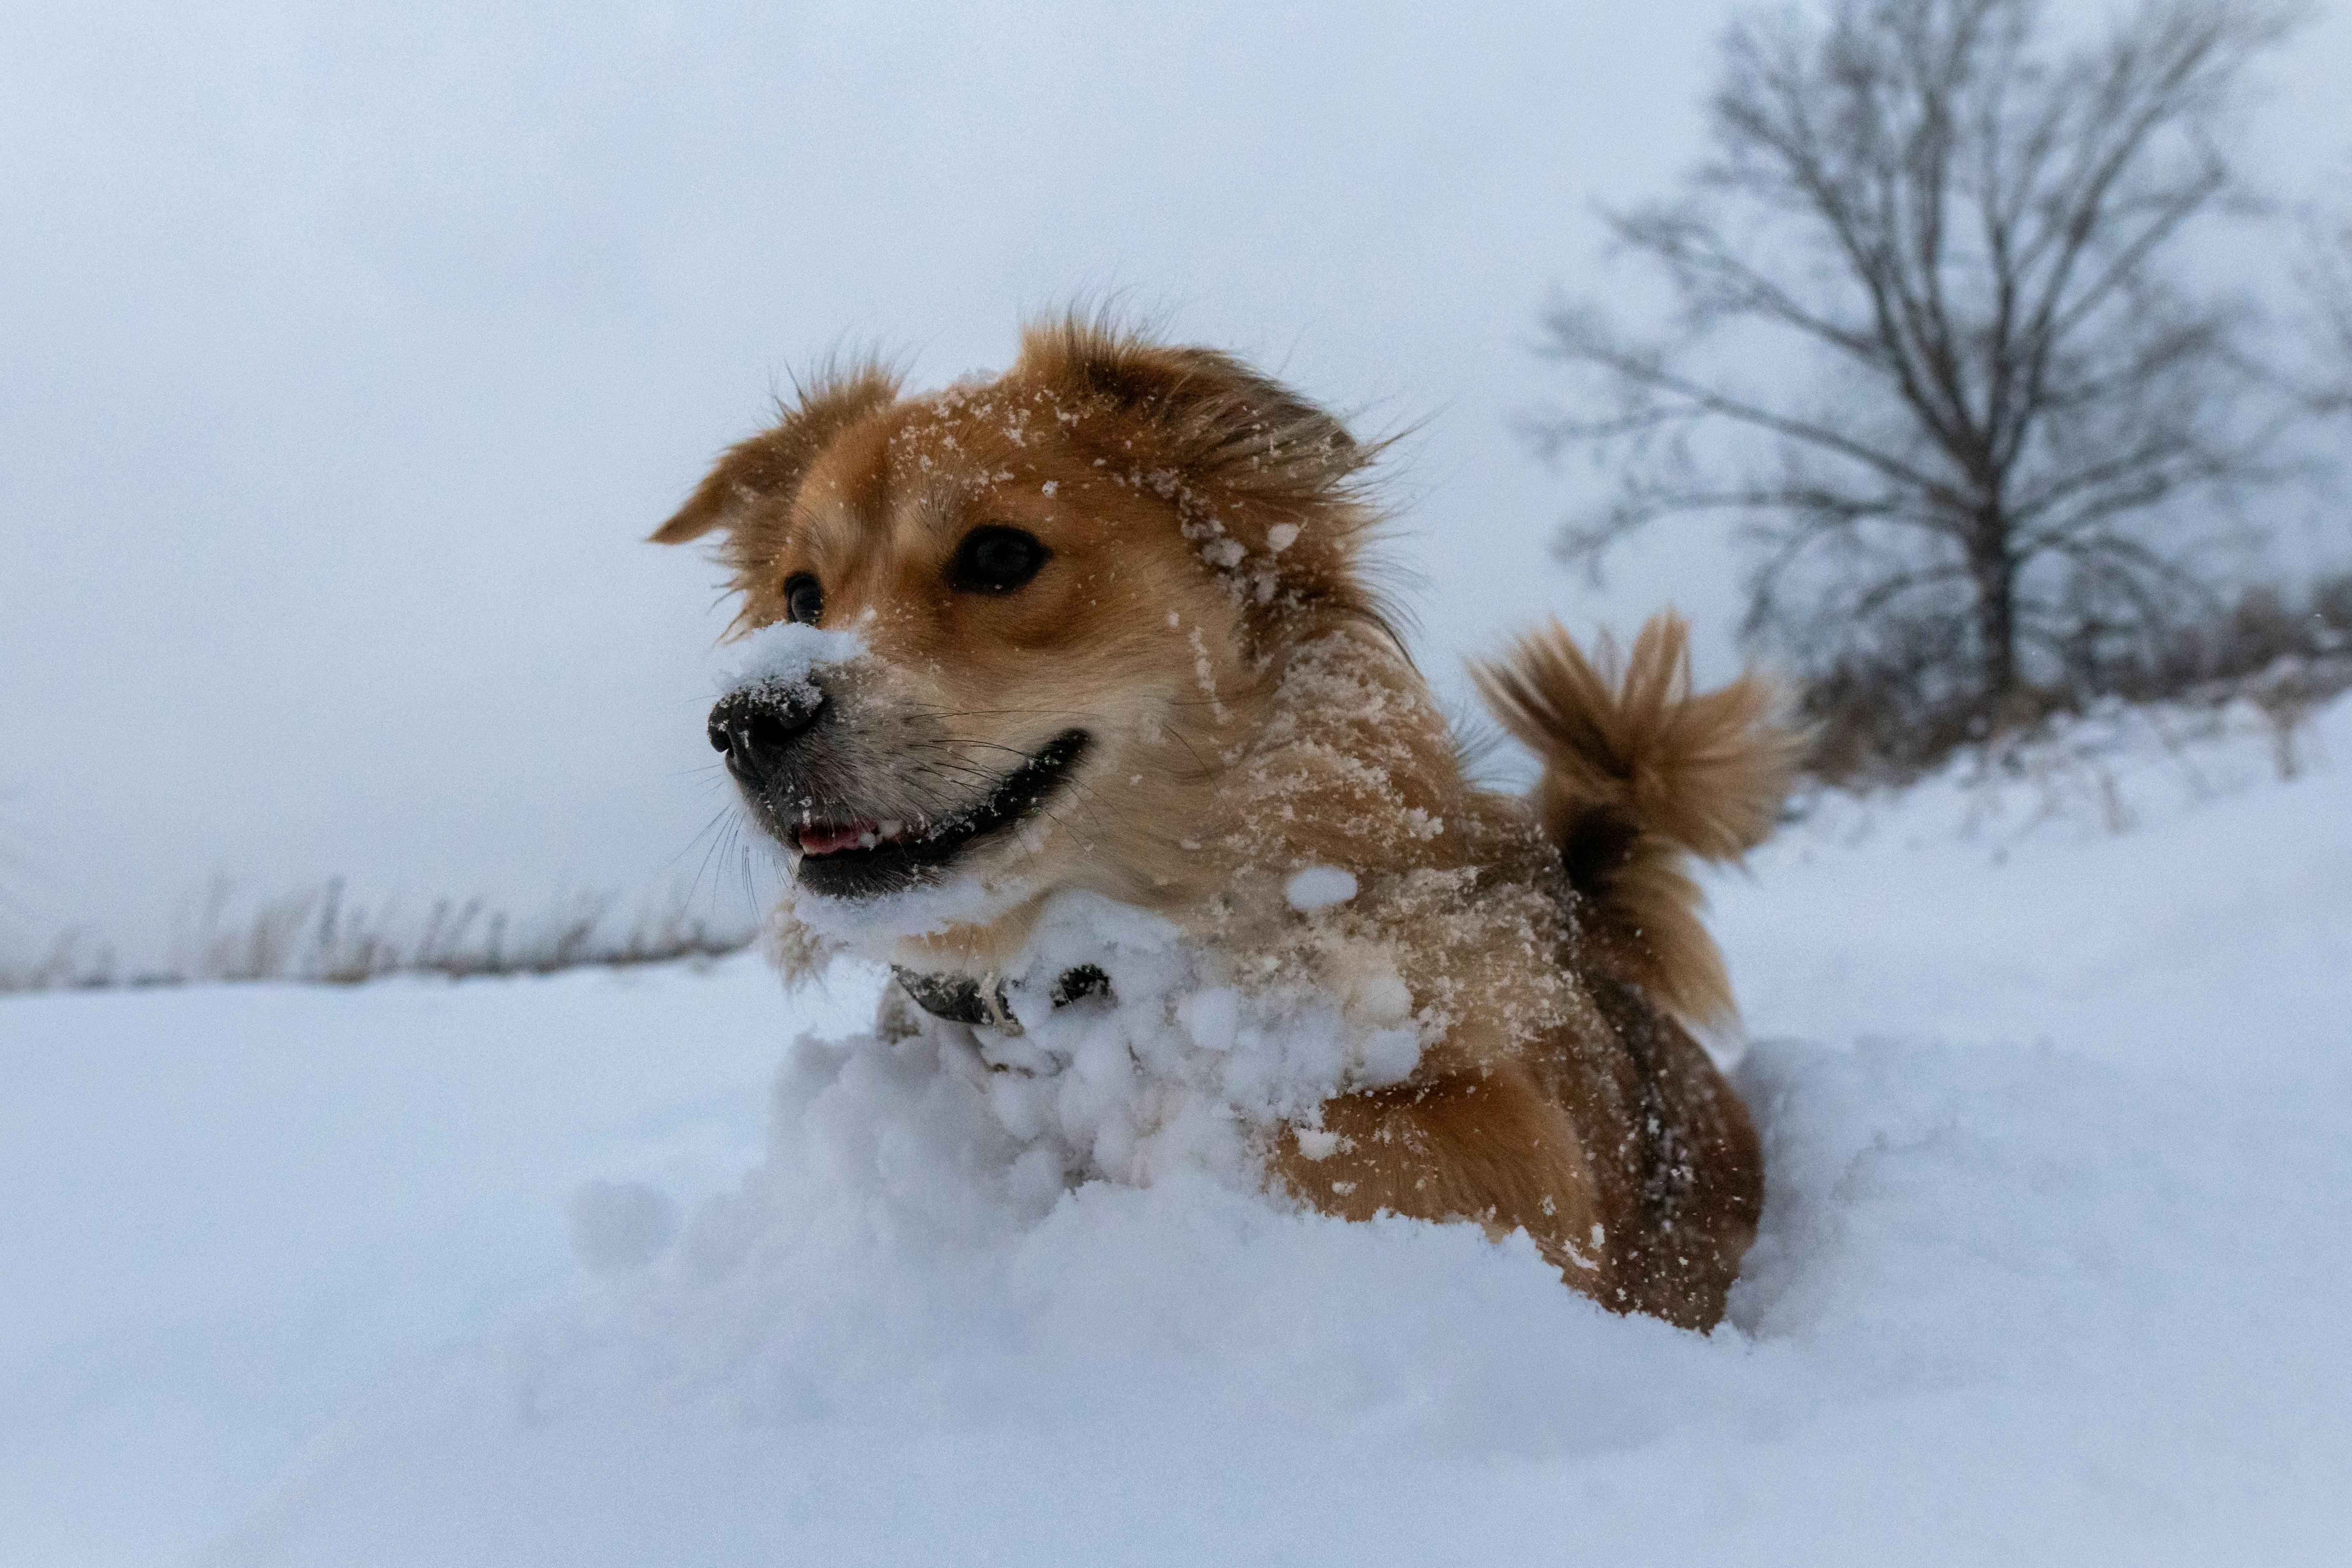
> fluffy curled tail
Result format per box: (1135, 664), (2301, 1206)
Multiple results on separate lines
(1470, 612), (1799, 1030)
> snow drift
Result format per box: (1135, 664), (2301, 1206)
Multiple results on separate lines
(5, 694), (2348, 1566)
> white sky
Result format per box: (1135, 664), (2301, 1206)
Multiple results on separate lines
(5, 0), (2349, 958)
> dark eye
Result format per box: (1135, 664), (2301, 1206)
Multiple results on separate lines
(783, 573), (823, 625)
(950, 526), (1049, 594)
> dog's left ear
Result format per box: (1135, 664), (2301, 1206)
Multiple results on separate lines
(650, 362), (901, 545)
(1014, 315), (1391, 636)
(1012, 315), (1367, 505)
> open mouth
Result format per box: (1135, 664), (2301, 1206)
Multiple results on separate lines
(788, 728), (1091, 898)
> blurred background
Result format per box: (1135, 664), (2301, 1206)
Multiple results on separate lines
(5, 0), (2349, 979)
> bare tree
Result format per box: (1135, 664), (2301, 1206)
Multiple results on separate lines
(1529, 0), (2299, 722)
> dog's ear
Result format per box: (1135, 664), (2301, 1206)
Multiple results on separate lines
(650, 362), (900, 545)
(1012, 314), (1367, 504)
(1013, 313), (1396, 643)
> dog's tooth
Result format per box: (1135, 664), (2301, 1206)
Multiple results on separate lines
(879, 819), (903, 840)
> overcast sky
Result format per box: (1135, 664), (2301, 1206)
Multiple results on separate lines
(6, 0), (2349, 961)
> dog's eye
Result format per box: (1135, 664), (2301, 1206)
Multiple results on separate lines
(950, 526), (1049, 594)
(783, 573), (823, 625)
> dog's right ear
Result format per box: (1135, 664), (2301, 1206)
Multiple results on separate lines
(649, 362), (900, 545)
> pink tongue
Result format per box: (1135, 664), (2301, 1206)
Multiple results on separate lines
(798, 822), (880, 856)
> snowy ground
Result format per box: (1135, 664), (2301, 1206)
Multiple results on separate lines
(5, 695), (2348, 1567)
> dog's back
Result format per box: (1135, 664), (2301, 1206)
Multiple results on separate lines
(1475, 612), (1798, 1325)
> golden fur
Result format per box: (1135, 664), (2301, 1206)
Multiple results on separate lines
(655, 315), (1795, 1329)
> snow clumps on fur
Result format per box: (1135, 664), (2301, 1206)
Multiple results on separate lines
(715, 620), (867, 701)
(845, 890), (1425, 1212)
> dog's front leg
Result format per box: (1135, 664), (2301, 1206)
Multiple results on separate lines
(1270, 1059), (1616, 1296)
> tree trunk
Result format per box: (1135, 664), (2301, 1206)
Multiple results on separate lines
(1970, 533), (2021, 724)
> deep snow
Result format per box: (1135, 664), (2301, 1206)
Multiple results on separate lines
(4, 694), (2348, 1567)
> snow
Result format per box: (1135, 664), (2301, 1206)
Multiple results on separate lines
(0, 957), (881, 1566)
(893, 889), (1420, 1193)
(6, 696), (2350, 1566)
(1284, 864), (1360, 910)
(715, 620), (867, 701)
(566, 1181), (682, 1279)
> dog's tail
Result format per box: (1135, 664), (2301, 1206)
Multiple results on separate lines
(1470, 612), (1799, 1029)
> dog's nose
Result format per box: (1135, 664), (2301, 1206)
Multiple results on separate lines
(708, 687), (823, 784)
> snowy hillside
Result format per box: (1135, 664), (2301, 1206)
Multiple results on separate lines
(5, 695), (2348, 1568)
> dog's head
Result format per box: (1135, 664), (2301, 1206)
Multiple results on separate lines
(656, 317), (1390, 954)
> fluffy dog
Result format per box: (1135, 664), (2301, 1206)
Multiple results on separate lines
(654, 317), (1794, 1329)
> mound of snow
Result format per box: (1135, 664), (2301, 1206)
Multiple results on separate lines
(7, 693), (2348, 1566)
(212, 1031), (2352, 1567)
(215, 689), (2352, 1565)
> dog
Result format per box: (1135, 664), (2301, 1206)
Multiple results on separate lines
(653, 317), (1794, 1330)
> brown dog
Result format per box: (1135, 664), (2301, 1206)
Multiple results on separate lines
(655, 317), (1794, 1329)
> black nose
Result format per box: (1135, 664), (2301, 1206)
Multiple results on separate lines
(707, 687), (824, 785)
